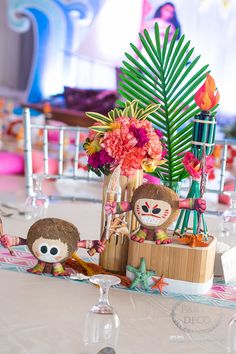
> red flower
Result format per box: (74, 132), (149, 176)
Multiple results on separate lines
(182, 152), (214, 179)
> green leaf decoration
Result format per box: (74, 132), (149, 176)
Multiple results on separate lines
(86, 112), (112, 124)
(87, 99), (161, 133)
(90, 125), (111, 133)
(118, 24), (210, 182)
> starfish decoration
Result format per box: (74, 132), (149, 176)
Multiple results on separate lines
(151, 275), (168, 294)
(177, 234), (208, 247)
(127, 257), (155, 290)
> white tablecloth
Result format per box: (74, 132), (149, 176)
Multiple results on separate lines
(0, 176), (235, 353)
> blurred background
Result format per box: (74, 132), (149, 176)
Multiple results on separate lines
(0, 0), (235, 119)
(0, 0), (236, 186)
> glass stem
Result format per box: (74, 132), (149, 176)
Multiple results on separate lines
(232, 199), (236, 210)
(99, 286), (110, 306)
(35, 176), (43, 193)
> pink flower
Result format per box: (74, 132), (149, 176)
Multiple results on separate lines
(102, 129), (136, 161)
(129, 124), (149, 147)
(155, 129), (163, 138)
(146, 130), (163, 161)
(120, 148), (146, 177)
(182, 152), (215, 179)
(88, 150), (114, 169)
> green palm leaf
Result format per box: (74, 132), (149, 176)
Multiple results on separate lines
(118, 23), (210, 182)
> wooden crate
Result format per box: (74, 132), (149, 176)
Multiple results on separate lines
(127, 236), (216, 283)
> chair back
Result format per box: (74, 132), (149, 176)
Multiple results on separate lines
(23, 108), (102, 202)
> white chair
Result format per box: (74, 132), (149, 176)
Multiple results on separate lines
(212, 139), (234, 193)
(23, 107), (102, 203)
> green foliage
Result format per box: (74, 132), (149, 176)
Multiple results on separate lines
(86, 100), (160, 133)
(117, 24), (210, 181)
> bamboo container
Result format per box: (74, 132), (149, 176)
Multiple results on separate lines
(100, 170), (143, 235)
(127, 236), (216, 283)
(99, 170), (143, 273)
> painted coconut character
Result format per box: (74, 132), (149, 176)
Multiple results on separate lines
(105, 184), (206, 244)
(0, 218), (104, 276)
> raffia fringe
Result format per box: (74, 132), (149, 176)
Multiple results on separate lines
(66, 253), (131, 287)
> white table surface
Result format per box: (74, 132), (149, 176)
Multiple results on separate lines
(0, 176), (235, 354)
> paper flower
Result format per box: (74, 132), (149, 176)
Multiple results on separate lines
(84, 100), (166, 177)
(182, 152), (214, 179)
(88, 150), (114, 169)
(84, 138), (101, 155)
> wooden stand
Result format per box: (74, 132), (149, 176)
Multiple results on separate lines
(127, 236), (216, 284)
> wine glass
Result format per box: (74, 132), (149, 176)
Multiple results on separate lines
(227, 315), (236, 353)
(83, 274), (120, 354)
(25, 175), (49, 220)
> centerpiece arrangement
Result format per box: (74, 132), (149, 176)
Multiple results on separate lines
(82, 24), (219, 294)
(0, 23), (221, 296)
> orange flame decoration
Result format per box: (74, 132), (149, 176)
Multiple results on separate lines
(194, 74), (220, 111)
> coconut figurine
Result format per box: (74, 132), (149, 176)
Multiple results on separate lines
(105, 183), (206, 244)
(0, 218), (104, 276)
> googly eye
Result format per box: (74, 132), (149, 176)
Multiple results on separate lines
(50, 246), (60, 256)
(40, 244), (48, 254)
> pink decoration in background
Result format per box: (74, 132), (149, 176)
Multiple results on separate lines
(0, 152), (24, 175)
(32, 150), (58, 175)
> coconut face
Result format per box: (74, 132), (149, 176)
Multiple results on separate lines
(32, 237), (69, 263)
(131, 184), (179, 231)
(134, 198), (172, 228)
(27, 218), (80, 263)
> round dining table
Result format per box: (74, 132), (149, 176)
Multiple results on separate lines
(0, 176), (235, 354)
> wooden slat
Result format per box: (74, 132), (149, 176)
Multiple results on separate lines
(192, 249), (202, 283)
(161, 245), (170, 276)
(186, 248), (195, 282)
(107, 235), (117, 270)
(120, 236), (129, 272)
(178, 247), (188, 281)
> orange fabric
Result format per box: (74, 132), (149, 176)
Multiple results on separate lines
(65, 257), (131, 287)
